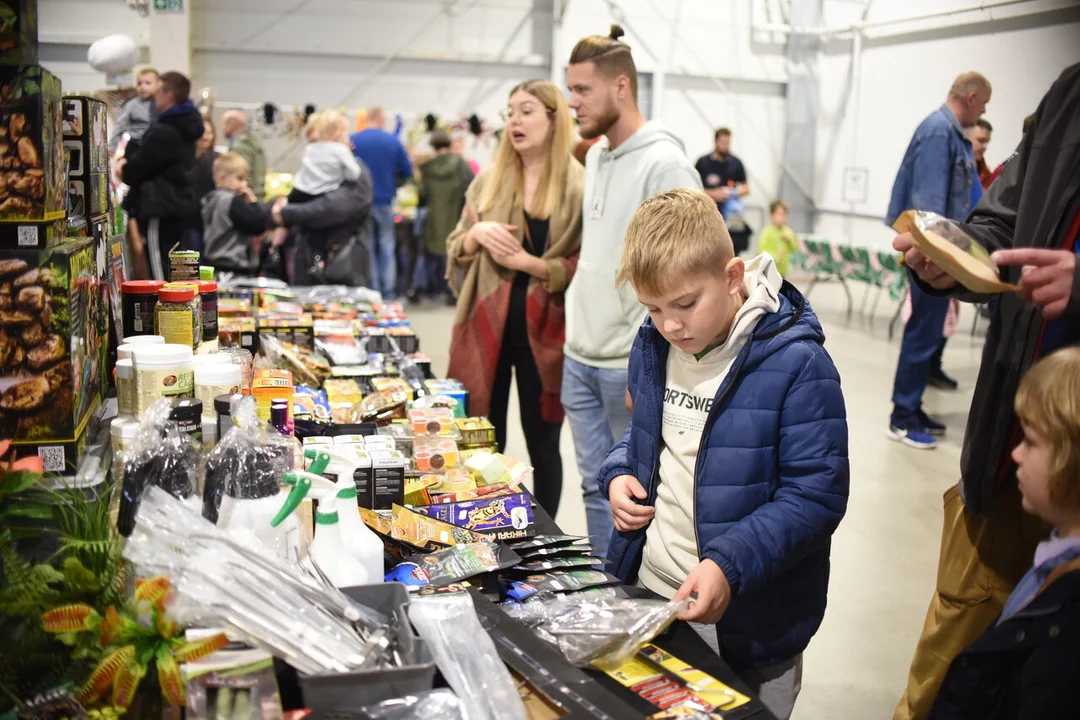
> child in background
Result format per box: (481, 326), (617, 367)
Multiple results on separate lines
(201, 153), (269, 279)
(270, 110), (361, 249)
(109, 68), (160, 158)
(599, 189), (848, 719)
(758, 200), (798, 276)
(930, 347), (1080, 719)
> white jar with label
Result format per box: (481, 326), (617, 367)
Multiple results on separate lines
(131, 344), (195, 414)
(195, 362), (243, 412)
(115, 359), (135, 416)
(118, 335), (165, 362)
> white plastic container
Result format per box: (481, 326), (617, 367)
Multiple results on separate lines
(117, 335), (165, 362)
(201, 415), (218, 452)
(109, 416), (140, 478)
(131, 344), (195, 414)
(115, 359), (135, 416)
(194, 362), (242, 411)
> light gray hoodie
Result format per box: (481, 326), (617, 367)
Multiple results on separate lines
(564, 121), (702, 368)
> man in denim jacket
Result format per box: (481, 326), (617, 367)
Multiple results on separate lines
(885, 72), (991, 450)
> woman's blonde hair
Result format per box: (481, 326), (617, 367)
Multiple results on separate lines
(478, 79), (574, 220)
(305, 109), (349, 142)
(1015, 346), (1080, 511)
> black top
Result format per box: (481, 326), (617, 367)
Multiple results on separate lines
(695, 152), (747, 211)
(506, 211), (548, 348)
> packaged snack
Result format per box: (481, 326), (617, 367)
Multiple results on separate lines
(519, 545), (595, 560)
(422, 379), (469, 417)
(323, 377), (364, 423)
(372, 376), (414, 400)
(384, 561), (430, 587)
(427, 468), (477, 496)
(358, 389), (408, 424)
(315, 333), (368, 366)
(359, 506), (392, 536)
(508, 535), (590, 551)
(505, 570), (620, 601)
(893, 210), (1017, 294)
(512, 556), (605, 573)
(292, 385), (331, 423)
(413, 436), (459, 472)
(391, 503), (484, 549)
(428, 482), (523, 504)
(404, 474), (442, 506)
(409, 406), (455, 436)
(455, 416), (496, 446)
(416, 541), (522, 587)
(257, 334), (329, 387)
(251, 368), (293, 422)
(465, 451), (532, 487)
(412, 493), (534, 541)
(376, 422), (413, 457)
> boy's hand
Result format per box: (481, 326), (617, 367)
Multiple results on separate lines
(674, 559), (732, 624)
(241, 186), (257, 203)
(609, 475), (654, 532)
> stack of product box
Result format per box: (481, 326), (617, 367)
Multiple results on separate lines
(0, 0), (110, 472)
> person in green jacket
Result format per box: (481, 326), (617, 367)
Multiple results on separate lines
(416, 130), (474, 301)
(758, 200), (799, 276)
(223, 110), (267, 201)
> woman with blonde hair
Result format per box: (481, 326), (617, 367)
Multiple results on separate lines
(446, 79), (584, 518)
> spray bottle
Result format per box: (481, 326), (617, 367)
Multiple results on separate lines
(303, 448), (385, 584)
(272, 470), (377, 588)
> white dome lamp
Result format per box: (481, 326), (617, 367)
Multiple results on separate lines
(87, 34), (140, 87)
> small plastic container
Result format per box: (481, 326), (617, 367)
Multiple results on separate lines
(408, 407), (455, 437)
(169, 397), (204, 444)
(413, 436), (459, 472)
(454, 417), (496, 447)
(155, 285), (202, 350)
(130, 344), (195, 414)
(194, 362), (242, 412)
(215, 392), (247, 441)
(109, 416), (140, 476)
(117, 335), (166, 362)
(121, 280), (165, 338)
(196, 280), (219, 344)
(201, 415), (218, 452)
(115, 359), (134, 416)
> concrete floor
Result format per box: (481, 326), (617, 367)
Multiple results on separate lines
(408, 279), (988, 720)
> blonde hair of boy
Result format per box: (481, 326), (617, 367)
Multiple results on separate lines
(213, 152), (249, 182)
(137, 67), (160, 80)
(478, 79), (575, 220)
(1015, 346), (1080, 510)
(305, 109), (349, 143)
(618, 189), (734, 296)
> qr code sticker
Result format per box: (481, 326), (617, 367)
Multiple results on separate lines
(17, 225), (37, 247)
(38, 446), (66, 473)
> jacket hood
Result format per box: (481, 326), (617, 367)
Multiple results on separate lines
(421, 152), (464, 180)
(637, 254), (825, 362)
(603, 120), (689, 160)
(160, 100), (205, 141)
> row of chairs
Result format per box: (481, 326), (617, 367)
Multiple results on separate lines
(791, 236), (909, 338)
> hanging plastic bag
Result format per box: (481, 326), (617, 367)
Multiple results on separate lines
(893, 210), (1017, 294)
(117, 398), (203, 537)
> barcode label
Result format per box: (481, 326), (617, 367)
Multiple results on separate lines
(38, 445), (66, 473)
(17, 226), (37, 246)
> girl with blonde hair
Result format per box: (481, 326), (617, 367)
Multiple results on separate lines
(446, 79), (584, 518)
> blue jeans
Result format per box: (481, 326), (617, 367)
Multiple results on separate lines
(892, 282), (950, 427)
(561, 357), (632, 558)
(369, 204), (396, 298)
(411, 252), (448, 297)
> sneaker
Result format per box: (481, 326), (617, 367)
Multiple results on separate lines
(887, 423), (938, 449)
(928, 370), (959, 390)
(916, 409), (946, 436)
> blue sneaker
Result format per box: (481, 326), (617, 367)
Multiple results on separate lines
(887, 422), (938, 449)
(916, 409), (946, 436)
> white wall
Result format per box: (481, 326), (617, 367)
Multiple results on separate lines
(813, 0), (1080, 250)
(39, 0), (150, 93)
(39, 0), (789, 207)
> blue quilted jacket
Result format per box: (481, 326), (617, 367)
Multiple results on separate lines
(598, 281), (849, 671)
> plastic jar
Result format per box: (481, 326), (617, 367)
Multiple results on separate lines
(197, 280), (219, 345)
(118, 335), (166, 362)
(110, 416), (140, 474)
(115, 359), (134, 416)
(121, 280), (165, 338)
(155, 286), (202, 350)
(131, 344), (195, 414)
(202, 415), (218, 452)
(195, 362), (242, 411)
(215, 392), (246, 440)
(169, 397), (204, 444)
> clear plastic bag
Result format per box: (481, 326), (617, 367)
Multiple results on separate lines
(117, 398), (202, 537)
(359, 689), (466, 720)
(408, 593), (527, 720)
(503, 595), (689, 671)
(256, 334), (331, 388)
(893, 210), (1017, 294)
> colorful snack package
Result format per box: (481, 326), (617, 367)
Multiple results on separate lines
(417, 541), (522, 587)
(508, 535), (590, 551)
(411, 493), (535, 541)
(513, 556), (606, 573)
(391, 503), (485, 549)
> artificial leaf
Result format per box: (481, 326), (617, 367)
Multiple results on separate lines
(0, 469), (43, 495)
(42, 603), (100, 633)
(2, 500), (54, 519)
(78, 645), (133, 705)
(156, 649), (185, 706)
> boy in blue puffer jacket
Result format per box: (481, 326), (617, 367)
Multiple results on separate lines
(599, 189), (849, 719)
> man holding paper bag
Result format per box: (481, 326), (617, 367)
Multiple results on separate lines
(893, 63), (1080, 720)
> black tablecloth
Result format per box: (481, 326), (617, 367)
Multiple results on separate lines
(531, 506), (778, 719)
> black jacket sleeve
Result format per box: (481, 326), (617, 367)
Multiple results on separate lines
(228, 197), (272, 234)
(280, 169), (373, 230)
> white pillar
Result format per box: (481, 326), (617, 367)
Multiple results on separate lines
(148, 0), (191, 76)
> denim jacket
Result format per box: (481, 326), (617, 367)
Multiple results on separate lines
(886, 104), (977, 225)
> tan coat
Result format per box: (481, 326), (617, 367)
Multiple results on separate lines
(445, 161), (585, 420)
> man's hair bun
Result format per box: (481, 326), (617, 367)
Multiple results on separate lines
(609, 24), (625, 41)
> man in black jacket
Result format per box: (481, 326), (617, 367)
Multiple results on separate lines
(117, 71), (204, 280)
(893, 63), (1080, 719)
